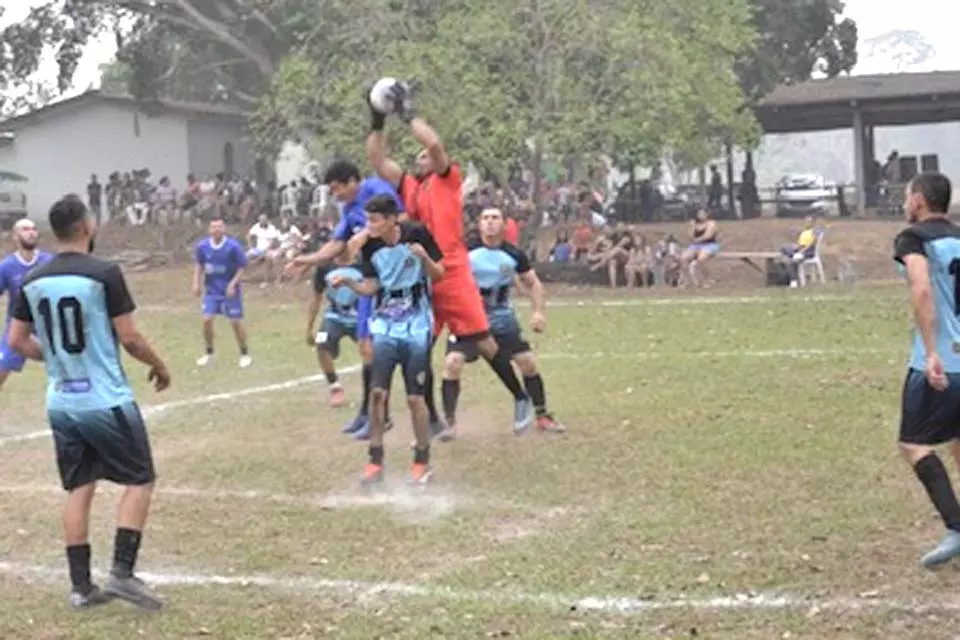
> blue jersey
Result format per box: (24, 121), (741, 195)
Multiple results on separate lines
(333, 177), (404, 243)
(895, 218), (960, 373)
(359, 222), (442, 337)
(313, 264), (363, 327)
(468, 240), (532, 333)
(12, 252), (137, 412)
(0, 251), (53, 322)
(195, 236), (247, 296)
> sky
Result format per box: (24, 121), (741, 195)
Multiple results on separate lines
(2, 0), (960, 98)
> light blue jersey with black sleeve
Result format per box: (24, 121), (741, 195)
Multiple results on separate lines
(468, 240), (532, 334)
(314, 264), (363, 328)
(894, 217), (960, 373)
(12, 252), (136, 412)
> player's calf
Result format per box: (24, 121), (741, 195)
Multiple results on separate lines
(513, 351), (565, 434)
(439, 352), (465, 441)
(361, 387), (389, 486)
(407, 394), (433, 486)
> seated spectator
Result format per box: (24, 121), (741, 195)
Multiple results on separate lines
(265, 216), (304, 284)
(652, 233), (681, 288)
(625, 232), (654, 288)
(153, 176), (178, 224)
(571, 221), (594, 262)
(779, 215), (822, 287)
(247, 213), (281, 287)
(680, 209), (720, 288)
(550, 230), (573, 263)
(589, 224), (634, 288)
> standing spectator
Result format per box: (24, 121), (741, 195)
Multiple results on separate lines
(87, 174), (102, 223)
(708, 164), (724, 211)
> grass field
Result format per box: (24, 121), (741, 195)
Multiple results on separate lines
(1, 272), (958, 639)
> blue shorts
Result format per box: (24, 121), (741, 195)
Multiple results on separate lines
(370, 331), (432, 396)
(689, 242), (720, 256)
(356, 296), (373, 340)
(202, 294), (244, 319)
(0, 324), (25, 373)
(900, 368), (960, 445)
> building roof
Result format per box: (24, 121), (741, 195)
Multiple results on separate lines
(760, 70), (960, 108)
(0, 90), (249, 130)
(756, 71), (960, 133)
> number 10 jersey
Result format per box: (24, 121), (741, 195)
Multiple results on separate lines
(894, 217), (960, 374)
(12, 252), (138, 411)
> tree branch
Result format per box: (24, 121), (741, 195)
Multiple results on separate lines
(171, 0), (276, 76)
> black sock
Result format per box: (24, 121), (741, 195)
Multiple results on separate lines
(360, 364), (372, 416)
(325, 370), (339, 385)
(485, 349), (526, 400)
(112, 527), (143, 578)
(915, 453), (960, 531)
(442, 379), (461, 423)
(240, 345), (249, 356)
(369, 444), (384, 465)
(524, 374), (548, 415)
(413, 445), (430, 465)
(423, 369), (439, 422)
(205, 345), (213, 355)
(66, 543), (92, 593)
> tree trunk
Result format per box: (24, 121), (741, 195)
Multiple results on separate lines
(532, 138), (544, 212)
(725, 141), (737, 219)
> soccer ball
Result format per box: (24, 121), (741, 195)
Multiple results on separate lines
(368, 77), (399, 115)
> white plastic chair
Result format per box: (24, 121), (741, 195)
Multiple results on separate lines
(798, 231), (826, 287)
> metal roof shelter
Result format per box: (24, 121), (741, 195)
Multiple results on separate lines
(755, 71), (960, 211)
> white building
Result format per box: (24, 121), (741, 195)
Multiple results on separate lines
(0, 90), (266, 217)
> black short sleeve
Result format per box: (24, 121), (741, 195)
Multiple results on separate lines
(312, 265), (330, 294)
(894, 228), (927, 264)
(12, 293), (32, 322)
(503, 242), (532, 274)
(359, 241), (379, 279)
(104, 264), (137, 317)
(412, 224), (443, 262)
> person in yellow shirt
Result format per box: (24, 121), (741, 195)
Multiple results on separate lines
(780, 216), (822, 286)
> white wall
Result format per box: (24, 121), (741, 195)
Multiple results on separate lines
(0, 101), (190, 218)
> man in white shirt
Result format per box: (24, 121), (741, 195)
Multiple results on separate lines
(247, 213), (282, 287)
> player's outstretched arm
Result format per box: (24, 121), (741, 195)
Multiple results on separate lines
(365, 130), (404, 188)
(290, 239), (345, 269)
(409, 117), (450, 176)
(7, 319), (43, 361)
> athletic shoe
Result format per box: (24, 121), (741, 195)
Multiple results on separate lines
(361, 463), (384, 487)
(407, 463), (433, 486)
(238, 354), (252, 368)
(68, 585), (112, 609)
(513, 397), (534, 435)
(342, 414), (368, 435)
(536, 414), (566, 433)
(195, 354), (212, 367)
(438, 422), (458, 442)
(104, 573), (163, 611)
(329, 387), (346, 408)
(921, 530), (960, 568)
(409, 419), (448, 449)
(354, 418), (393, 440)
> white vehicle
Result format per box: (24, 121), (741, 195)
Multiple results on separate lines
(0, 171), (28, 231)
(775, 173), (835, 217)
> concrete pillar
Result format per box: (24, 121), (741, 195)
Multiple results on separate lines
(852, 105), (867, 214)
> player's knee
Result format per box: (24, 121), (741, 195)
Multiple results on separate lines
(899, 441), (934, 465)
(514, 352), (537, 376)
(477, 335), (498, 359)
(359, 340), (373, 363)
(444, 352), (464, 377)
(406, 394), (426, 413)
(370, 387), (388, 406)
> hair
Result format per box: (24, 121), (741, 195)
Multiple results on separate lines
(48, 194), (89, 241)
(323, 160), (361, 185)
(910, 171), (952, 214)
(209, 214), (225, 224)
(365, 194), (400, 216)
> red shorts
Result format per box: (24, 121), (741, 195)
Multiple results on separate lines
(431, 273), (489, 339)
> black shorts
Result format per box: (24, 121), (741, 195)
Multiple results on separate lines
(49, 402), (156, 491)
(900, 369), (960, 445)
(315, 318), (358, 359)
(446, 327), (531, 363)
(371, 331), (432, 396)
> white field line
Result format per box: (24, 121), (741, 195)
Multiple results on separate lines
(0, 364), (361, 447)
(0, 560), (955, 615)
(537, 347), (898, 361)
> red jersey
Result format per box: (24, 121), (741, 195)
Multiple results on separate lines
(504, 218), (519, 245)
(399, 163), (468, 272)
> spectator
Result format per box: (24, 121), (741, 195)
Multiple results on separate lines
(680, 209), (720, 288)
(779, 215), (822, 287)
(625, 232), (653, 288)
(571, 220), (594, 262)
(247, 213), (281, 285)
(550, 230), (573, 263)
(87, 174), (102, 222)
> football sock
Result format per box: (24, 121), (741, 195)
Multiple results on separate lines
(915, 453), (960, 531)
(441, 379), (461, 422)
(524, 374), (547, 416)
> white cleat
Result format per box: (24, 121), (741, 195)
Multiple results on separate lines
(196, 354), (212, 367)
(238, 355), (252, 368)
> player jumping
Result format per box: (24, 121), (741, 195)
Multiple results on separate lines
(330, 194), (445, 485)
(441, 208), (565, 439)
(0, 218), (52, 391)
(365, 81), (534, 435)
(287, 161), (400, 438)
(894, 171), (960, 568)
(8, 195), (170, 610)
(193, 216), (252, 368)
(306, 248), (363, 408)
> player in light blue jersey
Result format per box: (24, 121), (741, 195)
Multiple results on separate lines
(894, 171), (960, 569)
(0, 218), (52, 391)
(442, 208), (564, 439)
(332, 194), (445, 487)
(288, 160), (403, 437)
(193, 215), (251, 368)
(7, 194), (170, 611)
